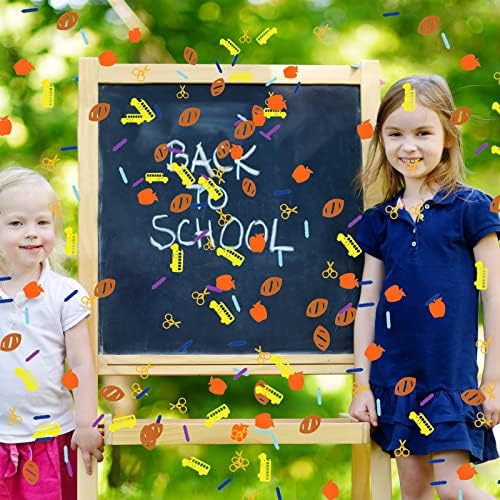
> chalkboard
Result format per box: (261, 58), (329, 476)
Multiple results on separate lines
(97, 82), (363, 355)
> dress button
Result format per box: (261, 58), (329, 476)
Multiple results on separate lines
(411, 241), (416, 247)
(424, 204), (430, 209)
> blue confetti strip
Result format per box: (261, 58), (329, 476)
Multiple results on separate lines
(294, 82), (301, 94)
(63, 445), (69, 463)
(317, 387), (322, 405)
(72, 76), (78, 83)
(278, 250), (283, 267)
(428, 458), (446, 464)
(24, 306), (29, 324)
(386, 310), (391, 329)
(64, 290), (78, 302)
(273, 189), (292, 196)
(176, 70), (188, 79)
(441, 32), (450, 49)
(232, 367), (250, 376)
(231, 54), (239, 66)
(383, 11), (400, 16)
(358, 302), (375, 308)
(231, 294), (240, 312)
(177, 340), (193, 352)
(215, 60), (222, 73)
(276, 486), (282, 500)
(153, 104), (162, 118)
(304, 220), (310, 238)
(227, 340), (247, 347)
(156, 415), (162, 423)
(0, 298), (14, 304)
(72, 185), (80, 202)
(0, 276), (11, 281)
(266, 77), (277, 86)
(376, 398), (381, 416)
(430, 480), (447, 486)
(21, 7), (39, 13)
(80, 28), (88, 45)
(118, 166), (128, 184)
(33, 415), (50, 420)
(345, 367), (363, 373)
(60, 146), (77, 152)
(217, 478), (232, 490)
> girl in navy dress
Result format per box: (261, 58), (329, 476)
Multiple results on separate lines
(348, 75), (500, 499)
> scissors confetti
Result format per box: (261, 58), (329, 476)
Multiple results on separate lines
(80, 28), (88, 45)
(112, 138), (128, 152)
(72, 185), (80, 202)
(118, 166), (128, 184)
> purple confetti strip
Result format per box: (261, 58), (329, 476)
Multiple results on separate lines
(183, 424), (190, 442)
(194, 229), (209, 242)
(348, 214), (363, 228)
(132, 177), (144, 187)
(112, 138), (128, 152)
(419, 393), (435, 407)
(152, 276), (167, 289)
(233, 368), (247, 380)
(474, 142), (488, 155)
(25, 349), (40, 362)
(338, 302), (353, 315)
(92, 414), (105, 428)
(205, 285), (223, 293)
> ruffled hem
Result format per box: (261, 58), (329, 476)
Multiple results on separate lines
(370, 420), (499, 465)
(370, 382), (499, 465)
(371, 382), (479, 425)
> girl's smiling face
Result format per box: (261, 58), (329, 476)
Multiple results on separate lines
(381, 101), (448, 182)
(0, 183), (56, 274)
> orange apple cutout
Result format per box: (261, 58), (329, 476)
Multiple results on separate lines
(356, 119), (373, 140)
(456, 462), (477, 480)
(283, 65), (298, 78)
(249, 233), (266, 253)
(14, 59), (34, 76)
(250, 301), (267, 322)
(137, 188), (158, 205)
(128, 27), (142, 43)
(62, 369), (79, 390)
(429, 297), (446, 318)
(339, 273), (359, 289)
(384, 284), (406, 302)
(215, 274), (236, 291)
(364, 343), (385, 361)
(288, 372), (304, 391)
(0, 116), (12, 136)
(460, 54), (480, 71)
(99, 50), (118, 67)
(291, 164), (314, 183)
(208, 376), (227, 395)
(230, 144), (243, 160)
(255, 412), (274, 429)
(322, 480), (340, 499)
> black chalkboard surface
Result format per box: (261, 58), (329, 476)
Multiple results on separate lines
(97, 82), (363, 355)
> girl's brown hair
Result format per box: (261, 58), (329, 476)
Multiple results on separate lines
(354, 74), (473, 207)
(0, 166), (68, 276)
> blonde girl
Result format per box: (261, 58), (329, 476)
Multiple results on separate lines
(349, 75), (500, 499)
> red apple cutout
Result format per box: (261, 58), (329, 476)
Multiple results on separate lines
(357, 119), (374, 140)
(0, 116), (12, 136)
(62, 369), (79, 390)
(429, 297), (446, 318)
(249, 233), (266, 253)
(250, 301), (267, 322)
(208, 376), (227, 395)
(288, 372), (304, 391)
(129, 27), (142, 43)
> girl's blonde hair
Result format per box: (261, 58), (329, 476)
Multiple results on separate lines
(354, 74), (473, 206)
(0, 166), (68, 276)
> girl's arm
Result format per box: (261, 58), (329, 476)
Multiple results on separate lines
(473, 233), (500, 427)
(65, 318), (97, 427)
(353, 253), (385, 386)
(65, 318), (104, 474)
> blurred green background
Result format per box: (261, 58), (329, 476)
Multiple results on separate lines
(0, 0), (498, 498)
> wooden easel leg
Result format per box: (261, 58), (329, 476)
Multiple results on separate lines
(77, 453), (98, 500)
(352, 443), (370, 500)
(370, 440), (392, 500)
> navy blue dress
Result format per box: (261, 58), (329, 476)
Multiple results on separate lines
(355, 186), (500, 464)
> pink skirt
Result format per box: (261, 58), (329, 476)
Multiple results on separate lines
(0, 431), (76, 500)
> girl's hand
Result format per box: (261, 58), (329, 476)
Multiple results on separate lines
(71, 426), (105, 475)
(480, 379), (500, 428)
(348, 388), (378, 427)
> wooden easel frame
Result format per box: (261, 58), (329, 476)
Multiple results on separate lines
(77, 58), (391, 499)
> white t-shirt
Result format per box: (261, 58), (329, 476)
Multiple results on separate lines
(0, 259), (90, 443)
